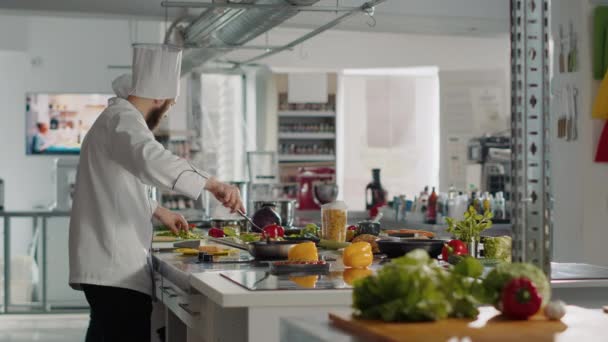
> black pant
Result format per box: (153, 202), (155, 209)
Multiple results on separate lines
(82, 284), (152, 342)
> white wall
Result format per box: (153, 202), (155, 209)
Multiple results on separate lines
(549, 0), (608, 266)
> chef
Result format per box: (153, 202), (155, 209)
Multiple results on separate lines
(68, 44), (244, 341)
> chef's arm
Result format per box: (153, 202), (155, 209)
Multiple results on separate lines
(109, 113), (206, 199)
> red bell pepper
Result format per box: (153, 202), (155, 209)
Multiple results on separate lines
(208, 228), (225, 238)
(262, 224), (285, 239)
(441, 239), (468, 260)
(347, 225), (357, 231)
(501, 277), (542, 320)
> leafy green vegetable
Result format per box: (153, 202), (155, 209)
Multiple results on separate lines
(239, 232), (261, 243)
(483, 236), (512, 262)
(300, 223), (320, 237)
(483, 262), (551, 308)
(446, 206), (493, 243)
(222, 227), (239, 238)
(155, 228), (202, 240)
(352, 249), (485, 322)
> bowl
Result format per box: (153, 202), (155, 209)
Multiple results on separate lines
(377, 238), (445, 259)
(313, 182), (339, 206)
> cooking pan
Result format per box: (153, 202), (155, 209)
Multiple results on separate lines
(247, 241), (299, 260)
(377, 238), (445, 259)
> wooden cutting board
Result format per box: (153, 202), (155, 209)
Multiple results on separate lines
(329, 306), (608, 342)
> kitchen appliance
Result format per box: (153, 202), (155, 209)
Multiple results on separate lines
(253, 200), (296, 227)
(52, 158), (79, 211)
(220, 270), (350, 291)
(467, 135), (511, 221)
(296, 167), (335, 210)
(313, 182), (339, 206)
(365, 169), (387, 210)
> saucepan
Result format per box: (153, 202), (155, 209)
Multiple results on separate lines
(253, 200), (296, 227)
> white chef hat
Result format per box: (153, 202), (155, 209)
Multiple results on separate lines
(131, 44), (182, 100)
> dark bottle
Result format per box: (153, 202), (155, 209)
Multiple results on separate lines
(365, 169), (387, 210)
(426, 187), (438, 224)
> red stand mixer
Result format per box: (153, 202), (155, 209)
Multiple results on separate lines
(296, 167), (337, 210)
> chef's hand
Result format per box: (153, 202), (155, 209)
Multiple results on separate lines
(154, 206), (189, 235)
(205, 178), (246, 214)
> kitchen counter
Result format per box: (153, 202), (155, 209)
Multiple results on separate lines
(151, 241), (608, 342)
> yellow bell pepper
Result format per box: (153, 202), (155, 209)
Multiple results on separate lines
(289, 275), (318, 288)
(343, 241), (373, 268)
(288, 241), (319, 262)
(343, 268), (373, 285)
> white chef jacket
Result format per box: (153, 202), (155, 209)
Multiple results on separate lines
(69, 97), (206, 296)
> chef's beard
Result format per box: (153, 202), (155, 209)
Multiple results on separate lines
(146, 100), (172, 131)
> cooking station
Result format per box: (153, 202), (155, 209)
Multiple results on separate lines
(151, 237), (608, 342)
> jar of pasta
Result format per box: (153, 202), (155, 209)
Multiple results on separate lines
(321, 201), (348, 242)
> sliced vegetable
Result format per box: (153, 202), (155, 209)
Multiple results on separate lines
(301, 223), (320, 237)
(500, 277), (542, 320)
(343, 242), (373, 269)
(544, 300), (566, 320)
(208, 228), (225, 238)
(441, 240), (468, 261)
(288, 241), (319, 262)
(239, 232), (261, 243)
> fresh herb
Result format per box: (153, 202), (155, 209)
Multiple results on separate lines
(446, 206), (493, 243)
(352, 249), (485, 322)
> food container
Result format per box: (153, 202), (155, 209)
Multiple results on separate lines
(210, 219), (246, 235)
(321, 201), (348, 242)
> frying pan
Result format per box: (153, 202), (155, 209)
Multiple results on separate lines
(377, 238), (445, 259)
(247, 240), (299, 260)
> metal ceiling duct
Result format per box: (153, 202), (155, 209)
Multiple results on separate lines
(180, 0), (319, 74)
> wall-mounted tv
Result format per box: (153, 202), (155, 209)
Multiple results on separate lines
(26, 93), (113, 155)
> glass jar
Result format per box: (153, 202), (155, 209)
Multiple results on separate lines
(321, 201), (348, 242)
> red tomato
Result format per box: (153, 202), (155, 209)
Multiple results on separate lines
(441, 239), (468, 260)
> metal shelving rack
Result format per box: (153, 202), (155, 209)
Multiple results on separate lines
(510, 0), (552, 275)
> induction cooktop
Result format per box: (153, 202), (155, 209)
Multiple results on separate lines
(220, 270), (355, 291)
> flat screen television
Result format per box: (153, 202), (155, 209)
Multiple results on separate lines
(25, 93), (113, 155)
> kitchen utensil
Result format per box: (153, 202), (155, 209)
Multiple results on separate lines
(235, 209), (263, 232)
(376, 238), (445, 259)
(572, 86), (579, 140)
(247, 241), (299, 260)
(253, 200), (296, 227)
(356, 220), (381, 236)
(566, 85), (572, 141)
(313, 182), (339, 207)
(328, 306), (608, 341)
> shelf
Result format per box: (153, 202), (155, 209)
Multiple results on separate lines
(278, 132), (336, 140)
(278, 110), (336, 118)
(278, 154), (336, 162)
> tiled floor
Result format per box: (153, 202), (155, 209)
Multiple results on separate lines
(0, 314), (88, 342)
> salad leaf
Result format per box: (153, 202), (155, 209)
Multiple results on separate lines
(352, 249), (485, 322)
(300, 223), (320, 237)
(222, 227), (238, 238)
